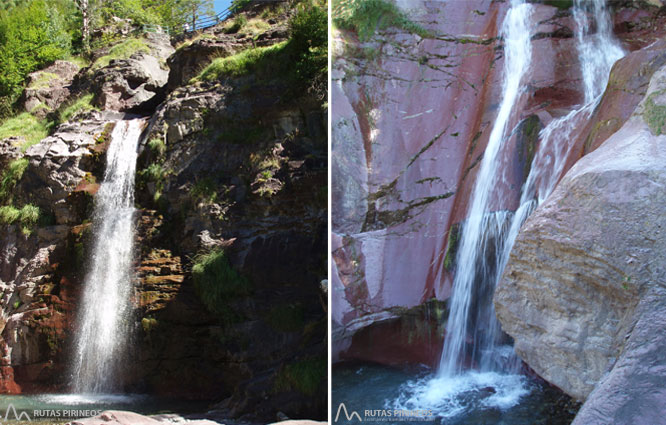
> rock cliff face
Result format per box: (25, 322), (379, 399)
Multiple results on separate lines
(0, 3), (326, 421)
(331, 0), (666, 363)
(495, 62), (666, 424)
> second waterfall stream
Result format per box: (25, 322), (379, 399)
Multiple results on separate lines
(71, 119), (143, 394)
(390, 0), (624, 418)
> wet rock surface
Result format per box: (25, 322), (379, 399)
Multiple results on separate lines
(331, 0), (666, 368)
(496, 64), (666, 422)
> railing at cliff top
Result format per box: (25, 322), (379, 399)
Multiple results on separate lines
(162, 0), (289, 36)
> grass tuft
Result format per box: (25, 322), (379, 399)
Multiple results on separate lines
(0, 113), (51, 151)
(194, 41), (289, 81)
(59, 93), (97, 123)
(333, 0), (430, 41)
(0, 158), (28, 202)
(91, 38), (150, 70)
(192, 249), (251, 322)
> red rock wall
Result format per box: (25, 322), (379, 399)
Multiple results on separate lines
(332, 0), (666, 362)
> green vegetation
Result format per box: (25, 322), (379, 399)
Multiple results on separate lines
(0, 158), (28, 203)
(141, 163), (167, 182)
(194, 0), (327, 99)
(0, 204), (40, 228)
(541, 0), (574, 10)
(28, 72), (59, 90)
(223, 14), (247, 34)
(0, 0), (75, 111)
(443, 224), (460, 271)
(644, 92), (666, 136)
(273, 356), (326, 396)
(333, 0), (429, 41)
(192, 249), (250, 323)
(141, 317), (158, 333)
(0, 113), (51, 150)
(191, 177), (218, 203)
(196, 41), (289, 81)
(58, 93), (97, 123)
(91, 38), (150, 70)
(147, 138), (167, 156)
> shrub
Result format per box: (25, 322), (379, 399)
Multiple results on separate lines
(289, 0), (327, 96)
(141, 163), (166, 182)
(192, 249), (250, 321)
(333, 0), (429, 41)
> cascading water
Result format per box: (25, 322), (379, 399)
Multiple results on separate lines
(71, 119), (143, 394)
(389, 0), (625, 418)
(503, 0), (624, 264)
(437, 0), (533, 377)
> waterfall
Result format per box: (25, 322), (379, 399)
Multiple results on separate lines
(438, 0), (533, 377)
(439, 0), (624, 378)
(502, 0), (624, 268)
(71, 119), (143, 393)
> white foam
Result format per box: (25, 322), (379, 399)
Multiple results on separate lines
(389, 371), (531, 419)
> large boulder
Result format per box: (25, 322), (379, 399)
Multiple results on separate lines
(495, 64), (666, 423)
(22, 60), (81, 117)
(91, 33), (174, 112)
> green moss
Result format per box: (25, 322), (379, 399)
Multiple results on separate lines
(59, 93), (97, 123)
(265, 303), (305, 332)
(0, 113), (51, 151)
(644, 93), (666, 135)
(443, 223), (460, 271)
(192, 249), (251, 323)
(193, 41), (289, 81)
(141, 317), (158, 333)
(91, 38), (150, 70)
(273, 356), (326, 396)
(333, 0), (430, 41)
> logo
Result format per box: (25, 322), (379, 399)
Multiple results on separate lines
(2, 404), (31, 422)
(334, 403), (362, 422)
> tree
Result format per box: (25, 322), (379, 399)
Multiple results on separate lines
(77, 0), (90, 53)
(181, 0), (214, 31)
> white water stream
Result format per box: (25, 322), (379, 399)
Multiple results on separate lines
(71, 119), (143, 393)
(396, 0), (625, 418)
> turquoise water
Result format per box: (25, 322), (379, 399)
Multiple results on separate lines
(333, 362), (580, 425)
